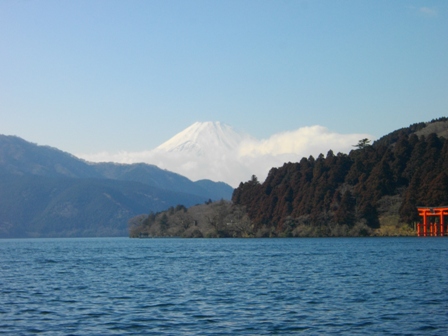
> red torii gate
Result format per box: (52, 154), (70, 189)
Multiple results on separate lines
(417, 207), (448, 237)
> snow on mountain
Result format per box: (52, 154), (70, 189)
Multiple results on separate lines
(154, 121), (248, 155)
(148, 122), (255, 186)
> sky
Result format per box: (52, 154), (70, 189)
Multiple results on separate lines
(1, 1), (447, 160)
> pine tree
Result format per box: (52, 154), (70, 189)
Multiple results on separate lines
(335, 190), (356, 226)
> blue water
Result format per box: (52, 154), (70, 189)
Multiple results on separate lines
(0, 238), (447, 335)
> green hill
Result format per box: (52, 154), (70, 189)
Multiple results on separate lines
(232, 117), (448, 236)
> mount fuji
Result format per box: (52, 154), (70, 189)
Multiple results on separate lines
(148, 121), (256, 187)
(154, 121), (248, 156)
(79, 121), (373, 187)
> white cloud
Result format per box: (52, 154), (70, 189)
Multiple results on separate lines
(234, 125), (371, 185)
(419, 7), (438, 17)
(79, 150), (154, 164)
(239, 125), (364, 157)
(77, 125), (373, 187)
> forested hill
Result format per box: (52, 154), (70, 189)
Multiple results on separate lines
(232, 118), (448, 236)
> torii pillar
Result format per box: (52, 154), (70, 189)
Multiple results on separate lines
(417, 207), (448, 237)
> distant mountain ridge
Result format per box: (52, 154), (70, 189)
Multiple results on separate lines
(0, 134), (233, 238)
(0, 174), (201, 238)
(0, 134), (232, 200)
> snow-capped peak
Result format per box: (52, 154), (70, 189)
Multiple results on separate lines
(154, 121), (249, 155)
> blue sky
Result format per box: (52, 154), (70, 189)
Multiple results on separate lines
(1, 0), (447, 156)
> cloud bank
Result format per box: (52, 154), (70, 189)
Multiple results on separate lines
(419, 7), (438, 17)
(78, 125), (373, 187)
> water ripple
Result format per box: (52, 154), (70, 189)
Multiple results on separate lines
(0, 237), (447, 335)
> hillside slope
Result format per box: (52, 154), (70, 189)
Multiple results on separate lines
(232, 118), (448, 236)
(0, 174), (207, 237)
(0, 135), (233, 237)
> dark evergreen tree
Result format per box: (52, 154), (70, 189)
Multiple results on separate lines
(334, 190), (356, 226)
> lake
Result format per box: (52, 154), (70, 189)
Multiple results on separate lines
(1, 237), (447, 335)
